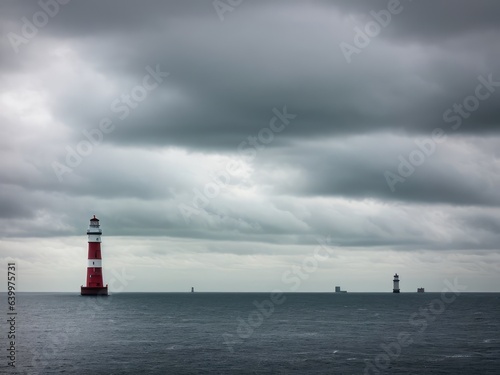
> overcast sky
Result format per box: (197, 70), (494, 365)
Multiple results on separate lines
(1, 0), (500, 292)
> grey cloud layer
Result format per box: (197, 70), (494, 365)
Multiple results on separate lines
(1, 1), (499, 257)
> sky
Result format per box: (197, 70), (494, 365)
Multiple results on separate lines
(1, 0), (500, 292)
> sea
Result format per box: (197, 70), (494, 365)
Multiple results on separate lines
(2, 292), (500, 374)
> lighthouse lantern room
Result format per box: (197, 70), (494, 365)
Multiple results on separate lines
(81, 215), (108, 296)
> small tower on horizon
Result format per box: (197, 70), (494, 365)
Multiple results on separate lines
(393, 273), (400, 293)
(81, 215), (108, 296)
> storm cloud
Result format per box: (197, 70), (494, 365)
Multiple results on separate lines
(1, 0), (499, 291)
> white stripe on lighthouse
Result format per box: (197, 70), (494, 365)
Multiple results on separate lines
(87, 259), (102, 267)
(88, 235), (101, 242)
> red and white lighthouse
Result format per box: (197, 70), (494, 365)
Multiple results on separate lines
(81, 215), (108, 296)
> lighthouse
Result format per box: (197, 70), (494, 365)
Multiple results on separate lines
(393, 273), (400, 293)
(81, 215), (108, 296)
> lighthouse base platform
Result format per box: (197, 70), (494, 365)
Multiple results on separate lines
(81, 285), (108, 296)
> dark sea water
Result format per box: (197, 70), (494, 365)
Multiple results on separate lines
(2, 292), (500, 374)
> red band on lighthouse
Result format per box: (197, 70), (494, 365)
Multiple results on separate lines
(81, 215), (108, 296)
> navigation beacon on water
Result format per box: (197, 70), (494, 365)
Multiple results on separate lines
(393, 273), (400, 293)
(81, 215), (108, 296)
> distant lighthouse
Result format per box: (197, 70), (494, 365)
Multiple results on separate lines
(81, 215), (108, 296)
(393, 273), (400, 293)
